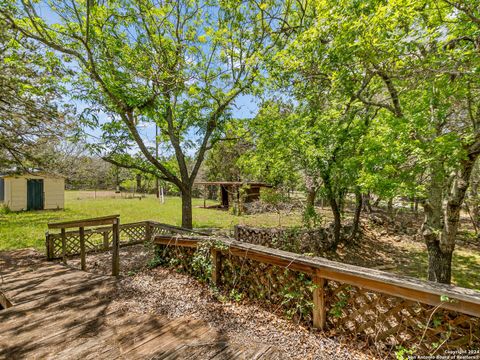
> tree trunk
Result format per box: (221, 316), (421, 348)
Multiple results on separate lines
(350, 191), (362, 241)
(423, 152), (477, 284)
(422, 164), (447, 282)
(467, 172), (479, 234)
(330, 195), (342, 250)
(181, 188), (193, 229)
(387, 197), (394, 216)
(306, 187), (317, 209)
(136, 174), (142, 191)
(427, 240), (453, 283)
(362, 193), (372, 213)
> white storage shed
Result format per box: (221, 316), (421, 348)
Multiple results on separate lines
(0, 173), (65, 211)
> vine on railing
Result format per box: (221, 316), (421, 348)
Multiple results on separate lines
(153, 235), (480, 355)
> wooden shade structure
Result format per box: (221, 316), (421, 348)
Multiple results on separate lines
(195, 181), (272, 210)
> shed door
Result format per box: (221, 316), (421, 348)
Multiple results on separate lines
(0, 178), (4, 202)
(27, 179), (44, 210)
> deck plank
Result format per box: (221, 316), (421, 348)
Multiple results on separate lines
(0, 249), (276, 359)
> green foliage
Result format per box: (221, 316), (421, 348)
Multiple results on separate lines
(395, 345), (416, 360)
(146, 255), (164, 269)
(0, 22), (73, 169)
(280, 271), (315, 321)
(204, 120), (253, 182)
(228, 289), (244, 303)
(302, 205), (322, 229)
(190, 241), (214, 283)
(260, 188), (288, 207)
(328, 291), (350, 318)
(1, 0), (284, 228)
(0, 204), (11, 215)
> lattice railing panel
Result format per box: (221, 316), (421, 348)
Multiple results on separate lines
(46, 221), (191, 259)
(153, 239), (480, 354)
(150, 225), (171, 237)
(155, 244), (197, 273)
(324, 280), (480, 352)
(49, 230), (109, 258)
(120, 224), (147, 243)
(221, 254), (314, 322)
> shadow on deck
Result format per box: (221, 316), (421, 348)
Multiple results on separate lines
(0, 249), (278, 359)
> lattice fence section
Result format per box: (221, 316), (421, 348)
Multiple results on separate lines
(155, 244), (197, 273)
(120, 224), (147, 243)
(154, 240), (480, 353)
(48, 230), (110, 259)
(221, 254), (314, 322)
(46, 221), (192, 259)
(324, 280), (480, 352)
(156, 242), (314, 323)
(150, 224), (173, 237)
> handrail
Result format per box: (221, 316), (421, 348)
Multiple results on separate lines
(154, 234), (480, 319)
(45, 219), (209, 276)
(48, 215), (120, 276)
(48, 214), (120, 229)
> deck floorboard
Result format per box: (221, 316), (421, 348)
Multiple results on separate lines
(0, 249), (275, 359)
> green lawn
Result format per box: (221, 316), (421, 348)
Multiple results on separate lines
(0, 191), (301, 251)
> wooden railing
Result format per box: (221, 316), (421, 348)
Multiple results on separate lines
(48, 215), (121, 276)
(155, 234), (480, 353)
(46, 217), (207, 276)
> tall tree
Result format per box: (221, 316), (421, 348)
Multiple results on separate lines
(0, 21), (71, 170)
(302, 0), (480, 283)
(1, 0), (283, 228)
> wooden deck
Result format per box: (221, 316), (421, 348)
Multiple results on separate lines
(0, 250), (278, 359)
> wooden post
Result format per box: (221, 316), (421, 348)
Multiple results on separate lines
(112, 218), (120, 276)
(61, 228), (67, 265)
(79, 226), (86, 271)
(145, 221), (152, 241)
(211, 249), (222, 287)
(203, 184), (207, 208)
(312, 274), (326, 330)
(103, 231), (110, 250)
(45, 232), (52, 260)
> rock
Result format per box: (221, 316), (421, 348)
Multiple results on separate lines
(374, 264), (396, 270)
(405, 228), (416, 236)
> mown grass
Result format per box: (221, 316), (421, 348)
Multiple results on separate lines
(0, 190), (301, 251)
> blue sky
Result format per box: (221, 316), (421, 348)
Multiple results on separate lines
(39, 2), (260, 156)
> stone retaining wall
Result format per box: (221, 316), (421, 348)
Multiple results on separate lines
(234, 224), (355, 253)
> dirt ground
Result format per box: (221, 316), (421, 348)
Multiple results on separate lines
(68, 246), (380, 360)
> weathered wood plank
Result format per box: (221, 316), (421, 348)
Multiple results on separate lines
(112, 218), (120, 276)
(48, 214), (120, 229)
(124, 319), (213, 358)
(211, 249), (222, 287)
(0, 279), (114, 330)
(79, 226), (86, 271)
(61, 227), (67, 264)
(0, 249), (276, 360)
(312, 273), (326, 330)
